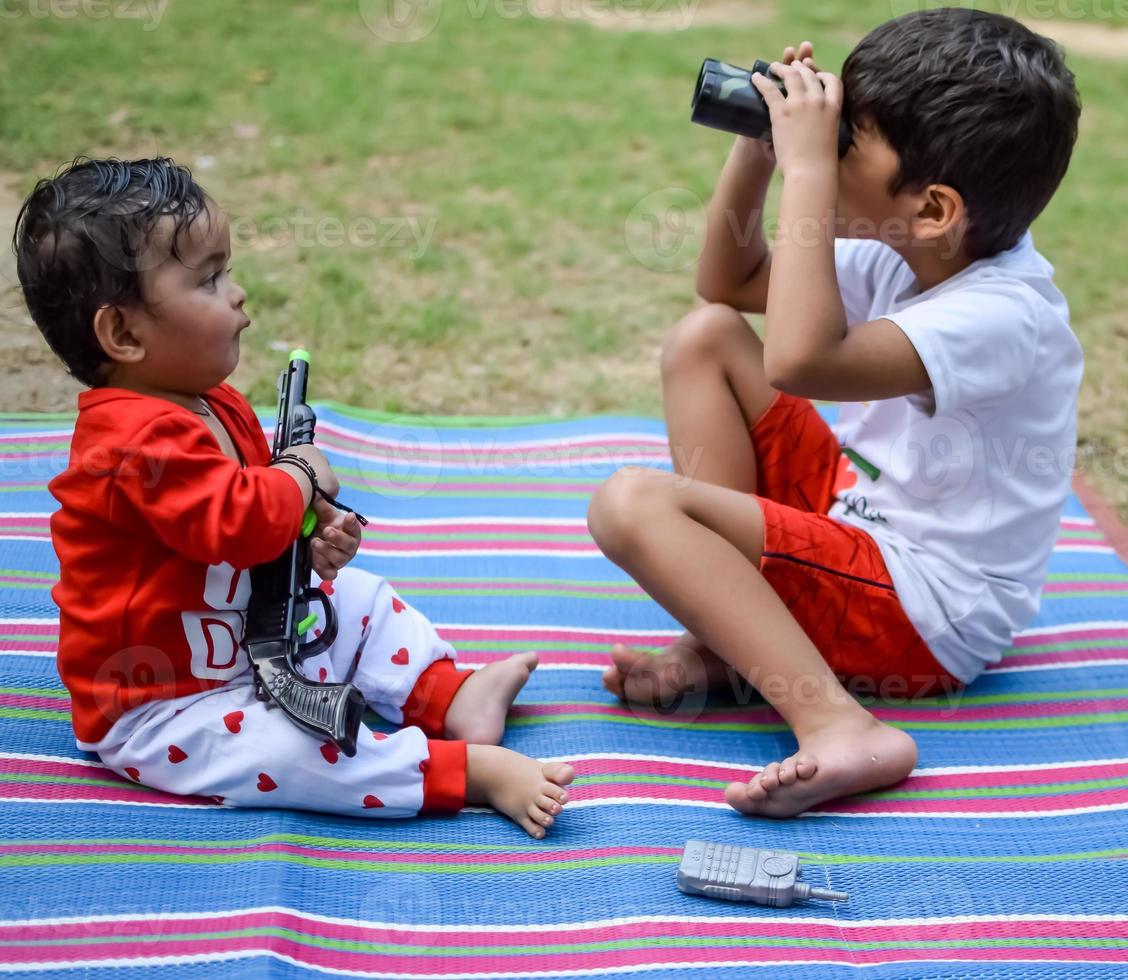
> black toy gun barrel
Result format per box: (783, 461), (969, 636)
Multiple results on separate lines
(243, 349), (366, 757)
(691, 58), (854, 158)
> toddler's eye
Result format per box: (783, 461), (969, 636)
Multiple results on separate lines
(202, 267), (231, 289)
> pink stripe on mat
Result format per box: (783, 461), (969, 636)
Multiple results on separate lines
(0, 840), (679, 865)
(570, 757), (1128, 791)
(1, 936), (1125, 970)
(4, 911), (1126, 946)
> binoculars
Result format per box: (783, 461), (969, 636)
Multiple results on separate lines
(691, 58), (854, 158)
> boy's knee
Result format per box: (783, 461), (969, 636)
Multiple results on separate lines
(661, 303), (750, 379)
(588, 466), (672, 560)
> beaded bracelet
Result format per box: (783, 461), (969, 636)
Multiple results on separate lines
(269, 455), (369, 526)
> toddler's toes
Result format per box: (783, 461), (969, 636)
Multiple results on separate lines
(778, 757), (799, 785)
(544, 762), (575, 789)
(528, 802), (554, 828)
(759, 762), (782, 791)
(795, 752), (818, 778)
(724, 781), (760, 814)
(519, 814), (547, 839)
(745, 776), (768, 800)
(602, 666), (626, 699)
(536, 793), (562, 815)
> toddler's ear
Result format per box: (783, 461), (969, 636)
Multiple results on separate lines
(93, 305), (146, 365)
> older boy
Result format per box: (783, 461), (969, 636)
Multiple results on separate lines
(589, 10), (1083, 816)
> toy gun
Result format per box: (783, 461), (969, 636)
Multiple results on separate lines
(678, 840), (848, 907)
(243, 349), (368, 757)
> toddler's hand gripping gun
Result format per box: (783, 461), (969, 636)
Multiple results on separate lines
(243, 350), (367, 757)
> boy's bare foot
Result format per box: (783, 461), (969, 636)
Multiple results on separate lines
(466, 744), (575, 839)
(445, 652), (538, 744)
(602, 634), (729, 707)
(723, 713), (917, 818)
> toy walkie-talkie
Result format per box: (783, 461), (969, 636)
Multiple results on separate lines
(678, 840), (848, 907)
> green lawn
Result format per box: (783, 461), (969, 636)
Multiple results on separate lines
(2, 0), (1127, 511)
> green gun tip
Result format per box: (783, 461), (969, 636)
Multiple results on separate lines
(289, 349), (310, 363)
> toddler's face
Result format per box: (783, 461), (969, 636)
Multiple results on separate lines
(130, 200), (251, 394)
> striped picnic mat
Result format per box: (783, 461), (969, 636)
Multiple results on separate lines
(1, 403), (1127, 978)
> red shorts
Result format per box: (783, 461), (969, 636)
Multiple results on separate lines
(751, 393), (961, 698)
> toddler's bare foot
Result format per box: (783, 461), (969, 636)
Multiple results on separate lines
(445, 651), (538, 744)
(466, 744), (575, 839)
(602, 635), (729, 708)
(723, 713), (918, 818)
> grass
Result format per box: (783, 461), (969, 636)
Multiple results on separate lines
(1, 0), (1127, 512)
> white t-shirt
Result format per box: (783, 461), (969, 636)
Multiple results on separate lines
(828, 232), (1083, 683)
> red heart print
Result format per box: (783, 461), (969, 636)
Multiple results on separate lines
(224, 711), (244, 734)
(418, 758), (429, 773)
(257, 772), (277, 792)
(392, 597), (405, 613)
(167, 745), (187, 764)
(372, 731), (388, 741)
(362, 794), (384, 808)
(315, 629), (322, 638)
(124, 767), (140, 782)
(318, 666), (328, 682)
(833, 454), (858, 494)
(320, 741), (340, 764)
(320, 580), (335, 596)
(391, 648), (409, 665)
(361, 616), (370, 629)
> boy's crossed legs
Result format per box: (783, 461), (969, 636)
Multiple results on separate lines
(588, 304), (957, 817)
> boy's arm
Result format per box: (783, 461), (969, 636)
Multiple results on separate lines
(746, 59), (931, 403)
(695, 136), (776, 314)
(695, 42), (812, 314)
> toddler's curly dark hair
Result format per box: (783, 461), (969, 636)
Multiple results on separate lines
(13, 157), (207, 387)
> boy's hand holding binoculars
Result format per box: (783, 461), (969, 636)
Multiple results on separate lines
(749, 40), (844, 178)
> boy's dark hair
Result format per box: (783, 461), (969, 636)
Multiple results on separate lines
(12, 157), (208, 387)
(842, 8), (1081, 260)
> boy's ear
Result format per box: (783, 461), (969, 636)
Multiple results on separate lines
(92, 305), (147, 366)
(912, 183), (968, 256)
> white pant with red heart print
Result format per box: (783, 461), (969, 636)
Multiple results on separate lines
(85, 567), (463, 818)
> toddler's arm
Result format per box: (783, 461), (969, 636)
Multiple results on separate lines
(107, 414), (338, 569)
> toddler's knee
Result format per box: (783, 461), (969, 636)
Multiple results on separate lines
(660, 303), (748, 380)
(587, 466), (670, 561)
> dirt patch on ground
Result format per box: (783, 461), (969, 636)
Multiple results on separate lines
(1021, 16), (1128, 59)
(0, 174), (84, 413)
(527, 0), (773, 32)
